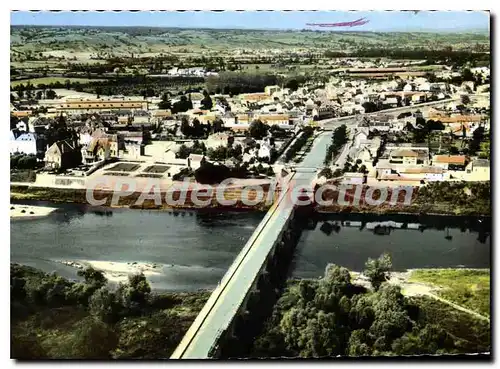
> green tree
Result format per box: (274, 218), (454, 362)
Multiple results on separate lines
(318, 167), (333, 179)
(248, 119), (269, 140)
(200, 90), (213, 110)
(363, 253), (392, 291)
(158, 93), (172, 110)
(180, 117), (191, 137)
(115, 273), (151, 315)
(45, 89), (56, 99)
(348, 329), (371, 356)
(77, 267), (107, 289)
(54, 317), (118, 359)
(177, 144), (191, 159)
(89, 288), (120, 324)
(207, 145), (227, 161)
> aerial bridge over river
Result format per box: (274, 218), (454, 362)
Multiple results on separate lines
(171, 168), (317, 359)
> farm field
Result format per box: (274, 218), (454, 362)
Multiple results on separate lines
(11, 77), (106, 88)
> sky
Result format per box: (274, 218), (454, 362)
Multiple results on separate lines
(10, 11), (490, 32)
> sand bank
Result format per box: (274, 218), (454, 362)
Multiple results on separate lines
(10, 204), (57, 219)
(59, 259), (164, 283)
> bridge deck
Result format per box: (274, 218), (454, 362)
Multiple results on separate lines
(171, 176), (297, 359)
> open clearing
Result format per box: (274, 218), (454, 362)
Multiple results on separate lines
(409, 268), (490, 318)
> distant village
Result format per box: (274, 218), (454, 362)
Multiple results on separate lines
(10, 63), (490, 190)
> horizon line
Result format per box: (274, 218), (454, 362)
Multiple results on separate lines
(10, 23), (490, 33)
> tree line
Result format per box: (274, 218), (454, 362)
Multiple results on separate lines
(324, 125), (348, 166)
(283, 126), (315, 163)
(11, 263), (209, 359)
(251, 253), (489, 358)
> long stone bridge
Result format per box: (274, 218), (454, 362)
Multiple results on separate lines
(170, 168), (317, 359)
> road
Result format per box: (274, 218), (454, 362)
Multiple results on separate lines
(318, 96), (488, 130)
(171, 126), (332, 359)
(297, 131), (332, 169)
(171, 174), (298, 359)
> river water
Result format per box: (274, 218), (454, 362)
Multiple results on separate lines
(10, 202), (490, 291)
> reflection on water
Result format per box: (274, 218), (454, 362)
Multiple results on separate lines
(11, 201), (264, 291)
(291, 213), (491, 279)
(11, 201), (491, 291)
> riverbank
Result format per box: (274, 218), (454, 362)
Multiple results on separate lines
(10, 185), (274, 212)
(11, 263), (211, 359)
(10, 204), (58, 219)
(350, 268), (490, 319)
(249, 266), (490, 358)
(11, 182), (491, 216)
(57, 260), (165, 284)
(316, 181), (490, 217)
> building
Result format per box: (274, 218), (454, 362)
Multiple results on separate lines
(465, 159), (490, 181)
(312, 107), (335, 121)
(11, 110), (33, 119)
(375, 165), (446, 183)
(120, 142), (144, 160)
(56, 98), (148, 114)
(433, 155), (467, 171)
(383, 97), (399, 108)
(353, 128), (369, 149)
(81, 138), (113, 164)
(341, 172), (365, 185)
(44, 140), (80, 170)
(258, 142), (273, 159)
(257, 114), (291, 127)
(264, 85), (281, 96)
(239, 93), (271, 105)
(389, 149), (419, 166)
(10, 132), (41, 155)
(205, 132), (234, 150)
(427, 114), (484, 124)
(151, 109), (173, 123)
(187, 154), (205, 170)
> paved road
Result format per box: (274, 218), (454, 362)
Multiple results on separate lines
(171, 128), (332, 359)
(171, 174), (299, 358)
(318, 97), (480, 130)
(296, 131), (332, 170)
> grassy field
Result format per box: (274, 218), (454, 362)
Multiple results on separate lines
(10, 170), (37, 183)
(10, 27), (490, 57)
(11, 77), (106, 88)
(407, 296), (490, 354)
(409, 269), (490, 317)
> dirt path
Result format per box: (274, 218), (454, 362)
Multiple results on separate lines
(422, 292), (490, 322)
(352, 270), (490, 322)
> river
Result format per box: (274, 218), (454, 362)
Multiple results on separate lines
(11, 202), (490, 291)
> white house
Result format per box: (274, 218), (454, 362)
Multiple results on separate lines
(187, 154), (205, 170)
(465, 159), (490, 181)
(353, 128), (369, 149)
(10, 132), (39, 155)
(383, 97), (398, 108)
(403, 84), (413, 92)
(417, 82), (431, 92)
(258, 142), (272, 159)
(205, 132), (234, 150)
(79, 132), (93, 146)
